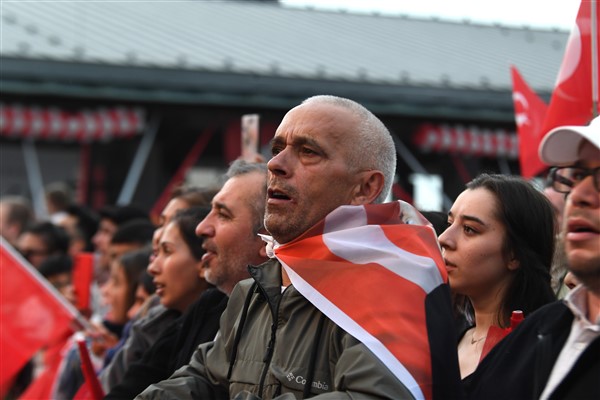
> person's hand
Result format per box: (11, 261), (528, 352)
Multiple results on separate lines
(86, 322), (119, 357)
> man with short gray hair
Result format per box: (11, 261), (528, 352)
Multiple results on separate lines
(138, 95), (459, 399)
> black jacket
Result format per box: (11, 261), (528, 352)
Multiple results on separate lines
(104, 288), (228, 399)
(464, 301), (600, 400)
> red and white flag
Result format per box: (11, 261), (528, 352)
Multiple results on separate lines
(0, 238), (83, 395)
(541, 0), (599, 133)
(273, 202), (460, 400)
(510, 65), (549, 178)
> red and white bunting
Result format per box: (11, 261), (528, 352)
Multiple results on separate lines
(0, 104), (145, 143)
(413, 123), (519, 159)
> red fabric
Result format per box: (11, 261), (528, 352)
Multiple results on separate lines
(479, 326), (510, 362)
(480, 311), (526, 361)
(72, 253), (95, 316)
(510, 65), (549, 178)
(274, 202), (448, 400)
(73, 382), (92, 400)
(0, 240), (77, 392)
(17, 334), (71, 400)
(74, 339), (104, 400)
(541, 0), (599, 135)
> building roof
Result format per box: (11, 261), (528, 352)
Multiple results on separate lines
(1, 0), (569, 121)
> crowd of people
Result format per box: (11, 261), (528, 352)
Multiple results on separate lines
(0, 95), (598, 399)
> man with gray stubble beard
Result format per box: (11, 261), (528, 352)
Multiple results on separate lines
(137, 95), (460, 400)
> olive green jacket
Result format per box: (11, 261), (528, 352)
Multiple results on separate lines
(136, 258), (414, 399)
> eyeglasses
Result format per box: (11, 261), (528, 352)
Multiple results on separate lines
(548, 166), (600, 194)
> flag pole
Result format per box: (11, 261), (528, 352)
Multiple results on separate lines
(592, 0), (598, 117)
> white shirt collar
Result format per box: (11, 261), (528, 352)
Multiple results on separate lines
(564, 284), (600, 326)
(258, 234), (280, 259)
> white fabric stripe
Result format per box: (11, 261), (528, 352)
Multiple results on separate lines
(281, 260), (424, 400)
(323, 206), (443, 293)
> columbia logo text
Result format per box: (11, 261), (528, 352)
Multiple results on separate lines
(285, 373), (329, 391)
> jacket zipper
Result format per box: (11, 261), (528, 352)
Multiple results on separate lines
(256, 283), (284, 398)
(258, 321), (278, 397)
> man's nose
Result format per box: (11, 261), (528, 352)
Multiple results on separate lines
(267, 148), (291, 177)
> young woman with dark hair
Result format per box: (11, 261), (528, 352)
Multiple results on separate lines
(439, 173), (556, 378)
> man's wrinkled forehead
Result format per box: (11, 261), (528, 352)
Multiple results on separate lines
(274, 105), (355, 148)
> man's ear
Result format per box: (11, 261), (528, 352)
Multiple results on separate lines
(259, 242), (268, 258)
(254, 230), (269, 259)
(351, 171), (385, 205)
(196, 259), (206, 279)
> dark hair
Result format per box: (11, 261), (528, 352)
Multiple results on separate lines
(420, 210), (448, 237)
(44, 182), (73, 212)
(22, 221), (70, 255)
(169, 207), (210, 261)
(38, 254), (73, 278)
(139, 270), (156, 296)
(99, 204), (148, 226)
(457, 173), (556, 327)
(66, 204), (99, 252)
(170, 185), (218, 208)
(111, 219), (155, 246)
(117, 246), (153, 309)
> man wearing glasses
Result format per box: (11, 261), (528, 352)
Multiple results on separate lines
(465, 116), (600, 400)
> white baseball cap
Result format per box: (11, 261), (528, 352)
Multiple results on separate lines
(539, 115), (600, 166)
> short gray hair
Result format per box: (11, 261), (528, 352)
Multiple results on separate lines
(302, 95), (396, 203)
(226, 159), (268, 233)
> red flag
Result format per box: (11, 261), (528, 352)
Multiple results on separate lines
(0, 238), (82, 393)
(73, 252), (95, 316)
(541, 0), (599, 133)
(17, 334), (71, 400)
(510, 65), (549, 178)
(273, 202), (458, 400)
(73, 339), (104, 400)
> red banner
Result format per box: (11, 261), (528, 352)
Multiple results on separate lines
(0, 239), (81, 394)
(73, 252), (95, 317)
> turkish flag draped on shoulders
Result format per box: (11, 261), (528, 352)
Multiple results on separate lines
(273, 201), (461, 400)
(0, 238), (82, 396)
(511, 65), (549, 178)
(541, 0), (599, 132)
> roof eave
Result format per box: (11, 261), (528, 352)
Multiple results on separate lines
(1, 58), (544, 122)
